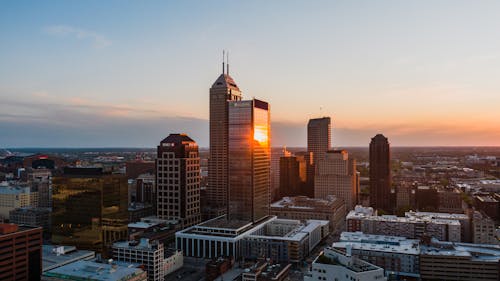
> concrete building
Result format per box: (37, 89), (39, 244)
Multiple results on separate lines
(9, 207), (51, 238)
(0, 183), (38, 219)
(228, 99), (270, 222)
(240, 219), (329, 263)
(135, 173), (155, 206)
(175, 216), (328, 262)
(208, 61), (242, 218)
(437, 188), (463, 214)
(0, 224), (43, 281)
(314, 150), (359, 210)
(305, 247), (386, 281)
(28, 168), (52, 208)
(472, 211), (499, 245)
(42, 260), (147, 281)
(269, 196), (345, 234)
(112, 239), (165, 281)
(278, 153), (307, 199)
(333, 232), (420, 279)
(475, 195), (499, 221)
(347, 206), (462, 242)
(307, 117), (331, 194)
(420, 239), (500, 281)
(156, 134), (201, 228)
(271, 147), (290, 202)
(42, 245), (95, 272)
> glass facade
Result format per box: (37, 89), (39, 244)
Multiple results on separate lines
(52, 169), (128, 255)
(228, 99), (270, 222)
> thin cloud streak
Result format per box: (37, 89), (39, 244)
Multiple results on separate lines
(44, 25), (111, 48)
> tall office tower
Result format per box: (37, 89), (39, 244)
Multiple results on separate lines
(279, 154), (307, 199)
(314, 150), (359, 210)
(28, 168), (52, 208)
(228, 99), (271, 222)
(307, 117), (331, 192)
(369, 134), (393, 212)
(52, 168), (128, 255)
(270, 147), (289, 202)
(307, 117), (332, 164)
(208, 61), (242, 218)
(0, 224), (42, 281)
(156, 134), (201, 228)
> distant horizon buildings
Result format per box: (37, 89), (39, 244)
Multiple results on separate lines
(156, 133), (201, 228)
(369, 134), (393, 212)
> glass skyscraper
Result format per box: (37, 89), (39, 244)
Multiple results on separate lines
(228, 99), (270, 222)
(52, 168), (128, 256)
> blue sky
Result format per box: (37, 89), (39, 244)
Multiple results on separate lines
(1, 1), (500, 147)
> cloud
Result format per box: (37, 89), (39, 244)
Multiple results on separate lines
(44, 25), (111, 48)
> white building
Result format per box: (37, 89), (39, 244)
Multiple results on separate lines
(473, 211), (499, 245)
(347, 205), (462, 242)
(0, 184), (38, 219)
(112, 238), (165, 281)
(305, 247), (386, 281)
(175, 215), (329, 262)
(333, 232), (420, 279)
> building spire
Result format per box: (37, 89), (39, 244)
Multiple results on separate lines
(226, 51), (229, 75)
(222, 50), (225, 74)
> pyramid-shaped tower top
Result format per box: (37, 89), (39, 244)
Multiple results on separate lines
(211, 50), (240, 91)
(211, 73), (240, 91)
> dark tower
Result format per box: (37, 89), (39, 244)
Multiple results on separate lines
(369, 134), (392, 212)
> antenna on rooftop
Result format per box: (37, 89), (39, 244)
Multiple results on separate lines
(227, 51), (230, 75)
(222, 50), (225, 74)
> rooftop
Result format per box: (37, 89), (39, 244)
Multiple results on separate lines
(270, 196), (341, 210)
(42, 260), (145, 281)
(335, 232), (420, 255)
(315, 247), (381, 273)
(42, 245), (95, 272)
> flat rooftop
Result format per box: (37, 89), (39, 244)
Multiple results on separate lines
(42, 245), (95, 272)
(43, 260), (144, 281)
(335, 232), (420, 255)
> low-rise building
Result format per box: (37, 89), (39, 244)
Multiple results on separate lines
(112, 239), (164, 281)
(241, 261), (291, 281)
(332, 232), (420, 279)
(269, 196), (345, 234)
(175, 216), (328, 263)
(0, 184), (38, 219)
(420, 239), (500, 280)
(347, 206), (462, 242)
(472, 211), (499, 245)
(305, 247), (386, 281)
(10, 207), (51, 238)
(42, 245), (95, 272)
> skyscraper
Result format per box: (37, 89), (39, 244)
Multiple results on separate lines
(279, 153), (307, 199)
(314, 150), (359, 210)
(156, 133), (201, 228)
(228, 99), (271, 222)
(52, 168), (128, 255)
(307, 117), (331, 192)
(208, 60), (242, 218)
(307, 117), (331, 164)
(369, 134), (393, 212)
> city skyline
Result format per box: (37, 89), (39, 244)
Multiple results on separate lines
(2, 1), (500, 147)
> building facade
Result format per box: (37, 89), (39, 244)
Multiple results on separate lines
(51, 168), (128, 255)
(307, 117), (331, 191)
(156, 134), (201, 228)
(314, 150), (359, 210)
(269, 196), (345, 234)
(113, 239), (165, 281)
(208, 65), (242, 218)
(228, 99), (270, 222)
(0, 224), (43, 281)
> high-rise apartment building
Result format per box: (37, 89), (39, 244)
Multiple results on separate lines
(51, 168), (128, 255)
(156, 133), (201, 228)
(0, 224), (43, 281)
(369, 134), (393, 212)
(208, 64), (242, 218)
(314, 150), (359, 210)
(228, 99), (270, 222)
